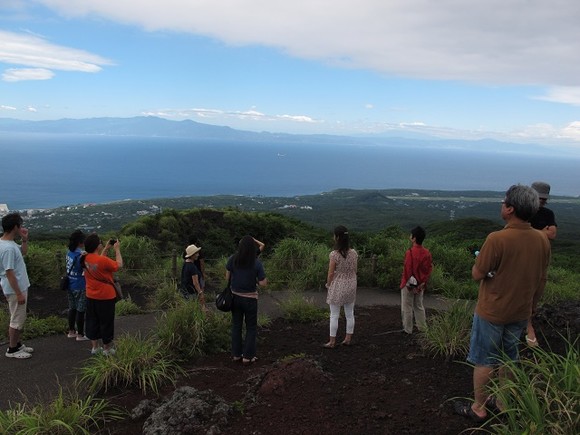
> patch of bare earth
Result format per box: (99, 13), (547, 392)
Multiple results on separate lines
(25, 287), (578, 435)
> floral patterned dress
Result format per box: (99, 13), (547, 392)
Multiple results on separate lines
(326, 249), (358, 305)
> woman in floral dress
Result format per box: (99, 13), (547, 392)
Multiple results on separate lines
(323, 225), (358, 348)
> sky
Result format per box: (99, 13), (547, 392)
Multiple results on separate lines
(1, 0), (580, 149)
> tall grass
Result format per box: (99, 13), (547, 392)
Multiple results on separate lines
(486, 339), (580, 434)
(115, 294), (144, 316)
(0, 387), (123, 434)
(419, 301), (474, 361)
(267, 238), (329, 290)
(148, 279), (182, 311)
(543, 266), (580, 304)
(155, 299), (207, 360)
(79, 333), (183, 395)
(280, 292), (328, 323)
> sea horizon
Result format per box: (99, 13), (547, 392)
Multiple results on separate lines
(2, 133), (579, 210)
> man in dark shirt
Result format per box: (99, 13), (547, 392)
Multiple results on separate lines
(529, 181), (557, 240)
(526, 181), (557, 345)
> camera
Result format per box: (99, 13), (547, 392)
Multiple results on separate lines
(109, 239), (117, 245)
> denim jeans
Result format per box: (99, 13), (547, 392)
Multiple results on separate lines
(231, 295), (258, 359)
(467, 313), (527, 367)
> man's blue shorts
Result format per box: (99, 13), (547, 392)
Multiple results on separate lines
(467, 313), (527, 367)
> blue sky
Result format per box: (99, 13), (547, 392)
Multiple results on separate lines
(1, 1), (580, 149)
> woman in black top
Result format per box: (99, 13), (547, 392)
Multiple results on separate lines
(226, 236), (267, 364)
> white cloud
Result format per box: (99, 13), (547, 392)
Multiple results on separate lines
(535, 86), (580, 106)
(0, 105), (17, 111)
(2, 68), (54, 82)
(37, 0), (580, 87)
(0, 30), (112, 76)
(27, 106), (37, 112)
(143, 107), (319, 124)
(561, 121), (580, 140)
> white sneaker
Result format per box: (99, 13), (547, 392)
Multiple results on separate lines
(76, 335), (89, 342)
(90, 347), (103, 355)
(67, 331), (77, 338)
(6, 349), (32, 359)
(103, 348), (116, 356)
(18, 344), (34, 353)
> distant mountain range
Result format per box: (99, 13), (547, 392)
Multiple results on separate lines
(0, 115), (558, 156)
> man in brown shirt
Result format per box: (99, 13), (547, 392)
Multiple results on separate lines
(454, 184), (551, 422)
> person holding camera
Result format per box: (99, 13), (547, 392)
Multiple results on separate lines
(81, 234), (123, 356)
(65, 230), (88, 341)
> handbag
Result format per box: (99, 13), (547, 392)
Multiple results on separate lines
(215, 278), (233, 312)
(406, 249), (419, 289)
(112, 280), (123, 301)
(60, 255), (79, 291)
(59, 275), (70, 291)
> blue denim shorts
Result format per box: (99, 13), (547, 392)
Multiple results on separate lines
(467, 313), (527, 367)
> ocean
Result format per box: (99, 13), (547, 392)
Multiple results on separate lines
(1, 133), (579, 209)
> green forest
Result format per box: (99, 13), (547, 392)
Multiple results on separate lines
(26, 205), (580, 306)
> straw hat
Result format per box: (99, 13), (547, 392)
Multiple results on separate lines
(184, 244), (201, 258)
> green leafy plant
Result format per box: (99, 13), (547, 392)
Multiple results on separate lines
(199, 311), (231, 355)
(22, 315), (67, 340)
(148, 280), (182, 311)
(419, 301), (474, 361)
(79, 333), (183, 395)
(267, 238), (329, 290)
(115, 294), (143, 316)
(280, 353), (306, 363)
(485, 338), (580, 435)
(0, 387), (124, 434)
(25, 244), (63, 289)
(280, 293), (328, 323)
(155, 299), (207, 359)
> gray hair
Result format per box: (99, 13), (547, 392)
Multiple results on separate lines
(505, 184), (539, 221)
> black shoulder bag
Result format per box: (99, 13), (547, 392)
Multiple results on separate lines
(215, 275), (233, 312)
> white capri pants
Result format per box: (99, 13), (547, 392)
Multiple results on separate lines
(329, 302), (355, 337)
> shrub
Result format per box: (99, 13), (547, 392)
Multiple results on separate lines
(429, 266), (479, 300)
(419, 301), (474, 361)
(543, 267), (580, 304)
(148, 280), (182, 311)
(155, 299), (206, 359)
(25, 244), (62, 289)
(79, 333), (183, 395)
(267, 238), (329, 291)
(22, 315), (67, 340)
(486, 339), (580, 434)
(280, 293), (328, 323)
(0, 387), (123, 434)
(115, 294), (144, 316)
(428, 242), (475, 283)
(199, 311), (231, 355)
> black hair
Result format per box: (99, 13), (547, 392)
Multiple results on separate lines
(333, 225), (350, 258)
(411, 226), (426, 245)
(234, 235), (257, 269)
(1, 213), (23, 233)
(68, 230), (86, 252)
(84, 233), (101, 254)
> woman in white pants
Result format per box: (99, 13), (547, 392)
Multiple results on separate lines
(323, 225), (358, 348)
